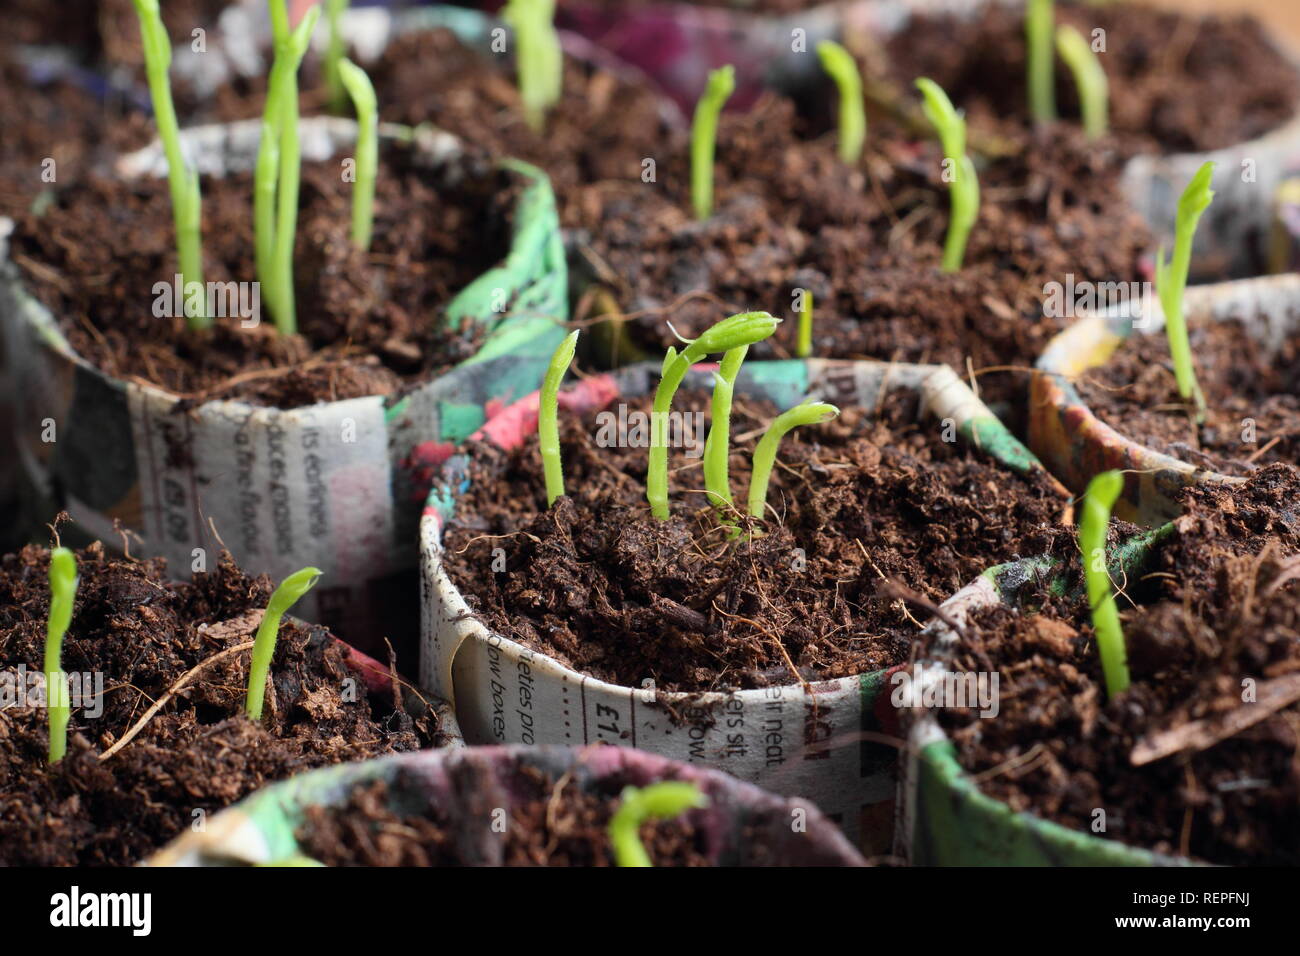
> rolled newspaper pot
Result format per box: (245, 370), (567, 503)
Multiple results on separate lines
(418, 357), (1066, 850)
(145, 744), (866, 865)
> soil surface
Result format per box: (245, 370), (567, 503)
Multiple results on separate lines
(0, 542), (439, 866)
(441, 387), (1070, 693)
(930, 467), (1300, 864)
(1074, 318), (1300, 475)
(10, 147), (518, 406)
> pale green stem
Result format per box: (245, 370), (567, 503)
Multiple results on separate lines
(817, 41), (866, 165)
(748, 400), (839, 519)
(45, 548), (78, 764)
(338, 59), (378, 250)
(1056, 25), (1108, 139)
(246, 567), (323, 721)
(609, 783), (708, 867)
(703, 345), (748, 513)
(1026, 0), (1057, 123)
(691, 66), (735, 221)
(540, 330), (580, 506)
(1156, 160), (1215, 422)
(796, 290), (813, 359)
(1081, 470), (1128, 698)
(325, 0), (351, 114)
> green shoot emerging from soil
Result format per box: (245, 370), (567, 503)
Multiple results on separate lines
(608, 782), (708, 867)
(540, 330), (580, 506)
(817, 41), (866, 165)
(1155, 161), (1215, 422)
(1081, 470), (1129, 698)
(691, 65), (736, 220)
(338, 58), (378, 250)
(504, 0), (563, 133)
(44, 548), (78, 764)
(649, 312), (780, 519)
(703, 345), (749, 517)
(325, 0), (351, 114)
(748, 399), (839, 520)
(796, 289), (813, 359)
(245, 566), (323, 721)
(255, 0), (320, 335)
(916, 78), (979, 272)
(1056, 25), (1108, 139)
(131, 0), (206, 331)
(1026, 0), (1056, 123)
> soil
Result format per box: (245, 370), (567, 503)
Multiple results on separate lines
(10, 146), (519, 406)
(929, 466), (1300, 865)
(1074, 318), (1300, 475)
(441, 387), (1070, 693)
(0, 542), (441, 867)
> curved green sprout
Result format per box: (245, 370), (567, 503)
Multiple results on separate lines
(1026, 0), (1056, 124)
(325, 0), (351, 114)
(540, 330), (580, 507)
(45, 548), (78, 765)
(1155, 161), (1215, 422)
(691, 66), (736, 221)
(504, 0), (562, 133)
(245, 567), (323, 721)
(338, 59), (378, 250)
(703, 345), (749, 515)
(649, 312), (780, 519)
(796, 289), (813, 359)
(748, 399), (840, 520)
(817, 41), (866, 165)
(1056, 25), (1108, 140)
(916, 78), (980, 273)
(608, 782), (708, 867)
(1081, 470), (1128, 698)
(131, 0), (206, 331)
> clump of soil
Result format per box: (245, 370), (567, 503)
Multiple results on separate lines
(441, 388), (1069, 693)
(0, 543), (440, 866)
(1073, 318), (1300, 475)
(930, 467), (1300, 865)
(10, 146), (519, 406)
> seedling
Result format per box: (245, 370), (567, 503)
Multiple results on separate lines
(817, 41), (866, 165)
(691, 66), (736, 221)
(702, 345), (749, 516)
(324, 0), (351, 114)
(504, 0), (563, 133)
(254, 0), (321, 335)
(337, 59), (378, 250)
(44, 548), (78, 765)
(1026, 0), (1056, 124)
(748, 399), (839, 519)
(1080, 470), (1129, 698)
(608, 782), (708, 867)
(1155, 161), (1215, 422)
(540, 330), (580, 506)
(245, 567), (323, 721)
(648, 311), (780, 519)
(915, 78), (980, 272)
(131, 0), (206, 331)
(1056, 25), (1108, 139)
(796, 290), (813, 359)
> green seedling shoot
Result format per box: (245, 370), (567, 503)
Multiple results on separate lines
(44, 548), (78, 765)
(1056, 25), (1108, 139)
(254, 0), (321, 335)
(337, 59), (378, 250)
(245, 566), (323, 721)
(702, 344), (749, 516)
(796, 289), (813, 359)
(649, 312), (780, 519)
(1026, 0), (1056, 124)
(1080, 470), (1129, 698)
(608, 782), (708, 867)
(748, 399), (839, 519)
(504, 0), (563, 133)
(1155, 161), (1215, 422)
(916, 78), (980, 272)
(691, 65), (736, 221)
(131, 0), (206, 331)
(325, 0), (351, 114)
(817, 41), (866, 165)
(540, 330), (580, 506)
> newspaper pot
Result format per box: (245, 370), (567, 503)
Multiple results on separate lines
(145, 743), (866, 865)
(0, 116), (566, 649)
(419, 357), (1066, 851)
(1028, 274), (1300, 527)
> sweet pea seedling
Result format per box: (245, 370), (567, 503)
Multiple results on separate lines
(796, 289), (813, 359)
(748, 399), (839, 519)
(324, 0), (351, 114)
(702, 344), (749, 517)
(1080, 470), (1129, 698)
(608, 782), (708, 867)
(916, 78), (980, 272)
(131, 0), (206, 331)
(691, 66), (736, 221)
(245, 567), (323, 721)
(44, 548), (78, 764)
(540, 330), (580, 506)
(504, 0), (562, 133)
(817, 41), (866, 165)
(1056, 25), (1108, 139)
(1026, 0), (1056, 124)
(1155, 161), (1215, 422)
(337, 59), (378, 250)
